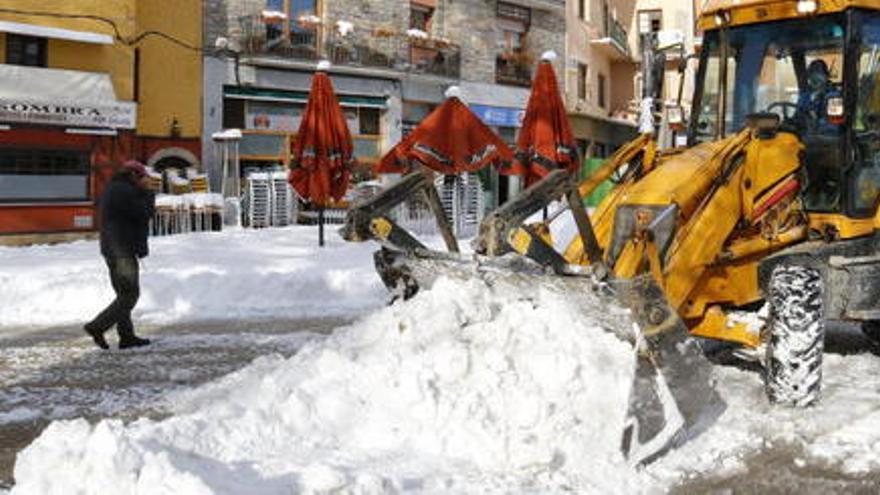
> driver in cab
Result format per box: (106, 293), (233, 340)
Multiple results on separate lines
(798, 59), (843, 135)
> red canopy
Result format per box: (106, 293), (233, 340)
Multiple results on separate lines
(376, 96), (517, 175)
(514, 60), (579, 187)
(289, 71), (353, 206)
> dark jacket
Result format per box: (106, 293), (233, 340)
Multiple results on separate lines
(99, 174), (155, 258)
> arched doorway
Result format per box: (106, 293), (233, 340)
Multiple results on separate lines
(147, 147), (200, 194)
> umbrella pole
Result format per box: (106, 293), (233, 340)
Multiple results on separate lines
(318, 206), (325, 247)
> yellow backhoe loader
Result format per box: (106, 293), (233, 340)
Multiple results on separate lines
(343, 0), (880, 465)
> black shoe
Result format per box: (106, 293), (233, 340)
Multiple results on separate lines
(83, 325), (109, 350)
(119, 336), (151, 349)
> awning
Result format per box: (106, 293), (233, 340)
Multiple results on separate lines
(224, 86), (388, 108)
(0, 20), (113, 45)
(0, 64), (117, 102)
(0, 65), (136, 129)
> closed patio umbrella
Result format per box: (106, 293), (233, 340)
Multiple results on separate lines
(376, 87), (518, 175)
(513, 52), (579, 188)
(289, 60), (355, 246)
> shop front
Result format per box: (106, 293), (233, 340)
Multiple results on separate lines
(0, 64), (138, 236)
(221, 85), (387, 182)
(460, 81), (528, 208)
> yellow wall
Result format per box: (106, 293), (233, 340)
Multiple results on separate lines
(0, 0), (202, 138)
(0, 0), (136, 98)
(135, 0), (202, 138)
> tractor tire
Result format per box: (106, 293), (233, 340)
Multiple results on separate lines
(764, 265), (825, 407)
(862, 321), (880, 346)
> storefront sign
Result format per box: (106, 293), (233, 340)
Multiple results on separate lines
(470, 104), (525, 128)
(0, 98), (137, 129)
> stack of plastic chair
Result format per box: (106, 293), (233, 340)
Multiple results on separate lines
(188, 192), (224, 231)
(269, 171), (293, 226)
(456, 172), (484, 238)
(244, 172), (271, 228)
(154, 195), (184, 235)
(425, 173), (484, 238)
(168, 174), (191, 195)
(186, 167), (209, 193)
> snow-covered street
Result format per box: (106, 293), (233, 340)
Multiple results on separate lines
(0, 317), (343, 489)
(1, 227), (880, 493)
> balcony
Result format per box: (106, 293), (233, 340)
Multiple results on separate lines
(237, 17), (461, 79)
(590, 18), (631, 61)
(495, 52), (533, 87)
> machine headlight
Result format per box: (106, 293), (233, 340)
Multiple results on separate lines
(797, 0), (818, 14)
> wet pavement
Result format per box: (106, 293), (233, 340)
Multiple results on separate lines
(0, 317), (349, 489)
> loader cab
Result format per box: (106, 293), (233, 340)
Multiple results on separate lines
(689, 8), (880, 219)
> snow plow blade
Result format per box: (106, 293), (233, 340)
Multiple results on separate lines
(373, 247), (725, 465)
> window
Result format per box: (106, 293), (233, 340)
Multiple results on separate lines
(0, 148), (90, 202)
(578, 0), (586, 21)
(853, 14), (880, 215)
(411, 2), (434, 31)
(693, 16), (846, 212)
(262, 0), (317, 50)
(359, 107), (380, 135)
(598, 73), (607, 109)
(638, 10), (662, 35)
(402, 101), (435, 137)
(6, 34), (47, 67)
(638, 10), (663, 54)
(603, 2), (610, 36)
(578, 63), (588, 101)
(497, 3), (530, 53)
(496, 2), (532, 86)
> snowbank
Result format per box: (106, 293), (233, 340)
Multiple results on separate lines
(0, 227), (386, 330)
(11, 277), (643, 494)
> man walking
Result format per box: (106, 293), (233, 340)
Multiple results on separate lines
(84, 160), (155, 350)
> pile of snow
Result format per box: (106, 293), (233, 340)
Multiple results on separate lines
(0, 227), (386, 331)
(10, 276), (643, 494)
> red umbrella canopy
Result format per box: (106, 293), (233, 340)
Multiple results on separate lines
(289, 70), (354, 206)
(514, 59), (579, 187)
(376, 96), (519, 175)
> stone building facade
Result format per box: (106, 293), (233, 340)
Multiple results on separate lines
(202, 0), (565, 206)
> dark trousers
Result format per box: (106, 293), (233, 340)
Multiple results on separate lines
(87, 256), (140, 339)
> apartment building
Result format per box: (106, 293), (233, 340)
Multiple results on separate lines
(564, 0), (639, 162)
(0, 0), (202, 238)
(203, 0), (565, 207)
(630, 0), (700, 145)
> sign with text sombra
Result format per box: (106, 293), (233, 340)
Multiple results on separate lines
(0, 98), (137, 129)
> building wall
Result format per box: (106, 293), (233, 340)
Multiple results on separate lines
(136, 0), (203, 139)
(564, 0), (636, 119)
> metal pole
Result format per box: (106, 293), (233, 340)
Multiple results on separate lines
(319, 206), (325, 247)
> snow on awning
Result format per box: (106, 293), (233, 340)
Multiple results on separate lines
(0, 20), (113, 45)
(0, 65), (136, 129)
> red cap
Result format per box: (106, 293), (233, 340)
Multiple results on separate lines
(123, 160), (147, 178)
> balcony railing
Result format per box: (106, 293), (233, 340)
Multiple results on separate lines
(607, 19), (631, 58)
(590, 18), (631, 61)
(495, 53), (532, 87)
(238, 17), (461, 79)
